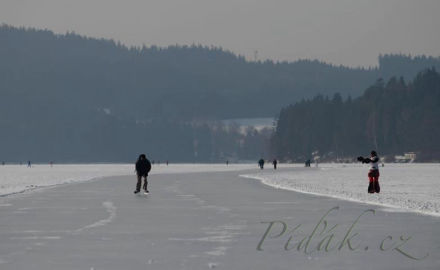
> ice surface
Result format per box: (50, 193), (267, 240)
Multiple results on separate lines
(0, 165), (438, 269)
(3, 162), (439, 216)
(0, 163), (254, 197)
(241, 163), (440, 217)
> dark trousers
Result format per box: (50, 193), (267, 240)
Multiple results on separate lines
(136, 174), (148, 191)
(368, 170), (380, 193)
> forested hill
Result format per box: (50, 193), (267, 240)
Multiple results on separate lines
(1, 25), (440, 162)
(378, 54), (440, 81)
(2, 24), (439, 120)
(271, 69), (440, 162)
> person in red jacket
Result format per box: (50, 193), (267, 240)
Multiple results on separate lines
(357, 150), (380, 193)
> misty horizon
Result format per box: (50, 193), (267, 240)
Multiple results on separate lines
(1, 0), (439, 68)
(5, 22), (439, 69)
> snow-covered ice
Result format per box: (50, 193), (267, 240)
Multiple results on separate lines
(2, 162), (439, 217)
(241, 163), (440, 217)
(1, 164), (439, 269)
(0, 163), (254, 197)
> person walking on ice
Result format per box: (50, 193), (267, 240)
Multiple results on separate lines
(357, 150), (380, 193)
(258, 158), (265, 169)
(134, 154), (151, 194)
(272, 159), (277, 169)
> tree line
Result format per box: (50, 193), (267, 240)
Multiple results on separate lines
(271, 69), (440, 162)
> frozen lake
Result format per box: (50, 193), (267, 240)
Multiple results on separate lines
(1, 163), (439, 216)
(0, 164), (438, 269)
(0, 163), (255, 197)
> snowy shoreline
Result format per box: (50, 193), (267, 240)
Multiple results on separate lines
(241, 163), (440, 217)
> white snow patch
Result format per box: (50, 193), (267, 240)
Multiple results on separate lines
(241, 163), (440, 217)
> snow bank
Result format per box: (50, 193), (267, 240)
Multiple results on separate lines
(241, 163), (440, 217)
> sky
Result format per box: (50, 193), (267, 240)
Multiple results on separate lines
(1, 0), (439, 67)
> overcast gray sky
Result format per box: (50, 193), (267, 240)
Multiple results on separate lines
(1, 0), (439, 67)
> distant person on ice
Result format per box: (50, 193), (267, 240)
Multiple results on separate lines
(134, 154), (151, 194)
(272, 159), (277, 169)
(305, 159), (311, 167)
(258, 158), (265, 169)
(357, 150), (380, 193)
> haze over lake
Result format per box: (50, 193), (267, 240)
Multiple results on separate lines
(1, 0), (439, 67)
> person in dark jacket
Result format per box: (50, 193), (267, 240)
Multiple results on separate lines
(272, 159), (278, 169)
(258, 158), (265, 169)
(305, 159), (311, 167)
(357, 150), (380, 193)
(135, 154), (152, 194)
